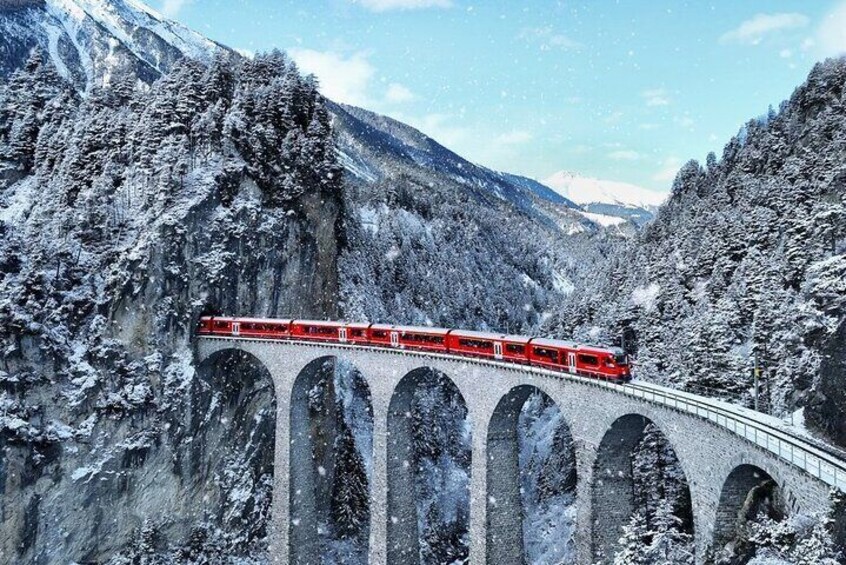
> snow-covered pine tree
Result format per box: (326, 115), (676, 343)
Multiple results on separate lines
(331, 420), (369, 539)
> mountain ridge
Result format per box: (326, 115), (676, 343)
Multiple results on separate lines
(0, 0), (223, 90)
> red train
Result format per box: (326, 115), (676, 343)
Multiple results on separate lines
(197, 316), (632, 382)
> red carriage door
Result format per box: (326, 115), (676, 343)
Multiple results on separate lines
(493, 341), (503, 360)
(390, 331), (400, 347)
(232, 322), (240, 337)
(568, 352), (576, 373)
(339, 327), (348, 343)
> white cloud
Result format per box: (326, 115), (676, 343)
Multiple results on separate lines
(289, 49), (376, 107)
(608, 150), (641, 161)
(674, 115), (695, 129)
(406, 113), (471, 149)
(385, 83), (415, 104)
(642, 88), (670, 107)
(519, 27), (581, 51)
(495, 130), (533, 145)
(779, 48), (793, 58)
(350, 0), (451, 12)
(160, 0), (190, 18)
(653, 157), (683, 183)
(817, 2), (846, 56)
(720, 13), (809, 45)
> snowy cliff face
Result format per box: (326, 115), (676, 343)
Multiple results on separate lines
(0, 51), (342, 562)
(548, 58), (846, 436)
(0, 0), (222, 91)
(808, 319), (846, 447)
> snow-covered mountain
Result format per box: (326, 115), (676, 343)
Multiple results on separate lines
(543, 170), (668, 226)
(0, 0), (223, 90)
(330, 103), (592, 236)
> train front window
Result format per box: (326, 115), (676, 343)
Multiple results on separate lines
(615, 354), (628, 364)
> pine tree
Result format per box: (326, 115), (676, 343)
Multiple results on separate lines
(614, 512), (651, 565)
(330, 421), (369, 538)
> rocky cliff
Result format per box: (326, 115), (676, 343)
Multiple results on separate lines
(0, 50), (341, 562)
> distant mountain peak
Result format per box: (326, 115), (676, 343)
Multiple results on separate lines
(543, 170), (667, 210)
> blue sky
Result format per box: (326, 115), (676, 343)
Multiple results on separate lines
(157, 0), (846, 194)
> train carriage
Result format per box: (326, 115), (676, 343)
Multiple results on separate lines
(290, 320), (348, 342)
(573, 345), (630, 380)
(234, 318), (292, 339)
(198, 316), (236, 336)
(446, 330), (531, 363)
(527, 338), (573, 371)
(342, 322), (372, 344)
(396, 326), (451, 352)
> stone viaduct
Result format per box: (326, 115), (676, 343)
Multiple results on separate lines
(195, 336), (842, 565)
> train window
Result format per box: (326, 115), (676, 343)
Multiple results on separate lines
(351, 329), (366, 338)
(458, 338), (492, 349)
(214, 321), (228, 329)
(533, 347), (559, 361)
(406, 333), (444, 344)
(372, 330), (387, 339)
(505, 344), (525, 354)
(578, 354), (599, 366)
(615, 354), (627, 364)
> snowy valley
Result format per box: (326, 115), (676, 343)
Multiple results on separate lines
(0, 1), (845, 565)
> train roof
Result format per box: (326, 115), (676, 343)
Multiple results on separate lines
(448, 329), (530, 343)
(232, 317), (293, 324)
(291, 319), (348, 328)
(370, 324), (451, 336)
(201, 316), (294, 324)
(396, 325), (451, 336)
(529, 337), (580, 349)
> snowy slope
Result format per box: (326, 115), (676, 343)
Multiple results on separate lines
(0, 0), (223, 90)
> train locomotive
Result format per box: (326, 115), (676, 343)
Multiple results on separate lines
(197, 316), (632, 382)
